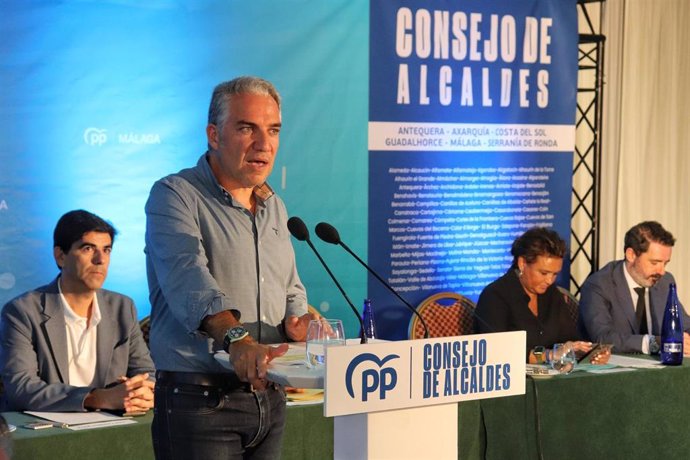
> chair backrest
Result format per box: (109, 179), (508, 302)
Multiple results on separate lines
(557, 286), (579, 325)
(408, 292), (476, 339)
(139, 316), (151, 348)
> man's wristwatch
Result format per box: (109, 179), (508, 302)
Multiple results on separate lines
(223, 326), (249, 352)
(649, 335), (661, 354)
(533, 346), (546, 364)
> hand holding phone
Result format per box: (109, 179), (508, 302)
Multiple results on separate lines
(577, 343), (612, 363)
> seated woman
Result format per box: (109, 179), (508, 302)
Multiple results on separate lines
(475, 227), (610, 365)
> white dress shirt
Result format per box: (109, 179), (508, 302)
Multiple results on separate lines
(58, 279), (101, 386)
(623, 264), (653, 354)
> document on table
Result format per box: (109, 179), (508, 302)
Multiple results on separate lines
(607, 354), (664, 369)
(583, 354), (664, 373)
(25, 410), (137, 430)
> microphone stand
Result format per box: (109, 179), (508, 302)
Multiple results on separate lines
(287, 217), (366, 344)
(304, 238), (367, 344)
(315, 222), (430, 339)
(338, 240), (430, 339)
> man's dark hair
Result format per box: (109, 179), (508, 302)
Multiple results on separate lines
(511, 227), (567, 266)
(53, 210), (117, 254)
(624, 221), (675, 255)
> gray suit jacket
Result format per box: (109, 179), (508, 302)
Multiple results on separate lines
(0, 279), (155, 411)
(578, 260), (690, 353)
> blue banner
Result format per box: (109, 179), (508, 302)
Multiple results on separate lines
(369, 0), (578, 339)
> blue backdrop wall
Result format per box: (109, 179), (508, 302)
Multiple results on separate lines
(1, 0), (576, 339)
(0, 0), (370, 333)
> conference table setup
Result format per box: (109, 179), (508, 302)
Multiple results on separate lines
(462, 355), (690, 459)
(4, 1), (690, 460)
(4, 352), (688, 460)
(1, 404), (332, 460)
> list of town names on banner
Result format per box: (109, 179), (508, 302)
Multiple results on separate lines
(384, 164), (556, 296)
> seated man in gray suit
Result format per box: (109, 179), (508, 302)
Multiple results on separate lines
(0, 210), (155, 412)
(579, 221), (690, 354)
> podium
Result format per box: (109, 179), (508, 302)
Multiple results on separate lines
(333, 403), (458, 459)
(216, 331), (525, 460)
(324, 331), (525, 460)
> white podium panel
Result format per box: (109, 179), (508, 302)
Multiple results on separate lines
(334, 404), (457, 460)
(215, 332), (526, 459)
(326, 331), (525, 459)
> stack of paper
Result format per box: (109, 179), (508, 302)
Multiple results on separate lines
(25, 411), (137, 431)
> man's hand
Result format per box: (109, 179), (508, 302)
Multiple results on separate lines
(122, 373), (155, 414)
(229, 338), (288, 390)
(285, 312), (319, 342)
(588, 346), (611, 365)
(84, 372), (154, 413)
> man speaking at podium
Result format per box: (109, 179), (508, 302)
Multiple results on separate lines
(145, 76), (313, 459)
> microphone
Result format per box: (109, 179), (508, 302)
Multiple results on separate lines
(287, 216), (366, 343)
(315, 222), (430, 339)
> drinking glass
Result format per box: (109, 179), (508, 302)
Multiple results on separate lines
(551, 343), (577, 374)
(305, 319), (346, 369)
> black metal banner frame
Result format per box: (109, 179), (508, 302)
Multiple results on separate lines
(570, 0), (605, 295)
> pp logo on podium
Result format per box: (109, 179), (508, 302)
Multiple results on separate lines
(345, 353), (399, 401)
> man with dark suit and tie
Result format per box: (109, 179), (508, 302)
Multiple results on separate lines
(0, 210), (155, 412)
(579, 221), (690, 354)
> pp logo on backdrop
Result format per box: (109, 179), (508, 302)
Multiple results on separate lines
(345, 353), (399, 401)
(83, 127), (108, 146)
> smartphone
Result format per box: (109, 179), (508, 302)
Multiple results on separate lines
(23, 421), (54, 430)
(577, 343), (612, 363)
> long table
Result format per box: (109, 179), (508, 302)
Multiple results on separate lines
(458, 360), (690, 459)
(3, 404), (332, 460)
(5, 361), (690, 459)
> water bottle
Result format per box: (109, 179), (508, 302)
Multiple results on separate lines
(361, 299), (377, 340)
(660, 283), (683, 365)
